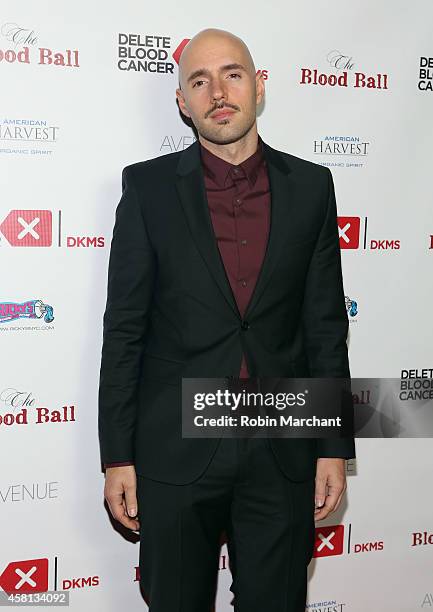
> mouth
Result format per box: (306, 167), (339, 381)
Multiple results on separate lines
(210, 109), (236, 121)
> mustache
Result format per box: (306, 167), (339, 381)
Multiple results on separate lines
(205, 102), (240, 118)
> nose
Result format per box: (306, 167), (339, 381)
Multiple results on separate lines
(209, 76), (226, 103)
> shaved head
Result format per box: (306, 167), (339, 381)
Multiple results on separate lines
(175, 28), (264, 150)
(178, 28), (256, 91)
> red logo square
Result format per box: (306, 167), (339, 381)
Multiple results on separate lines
(313, 524), (345, 557)
(338, 216), (360, 249)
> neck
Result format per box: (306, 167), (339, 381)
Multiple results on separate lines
(198, 124), (259, 165)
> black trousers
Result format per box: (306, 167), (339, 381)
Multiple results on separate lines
(137, 436), (316, 611)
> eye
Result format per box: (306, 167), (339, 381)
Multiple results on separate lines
(192, 80), (206, 88)
(228, 73), (241, 79)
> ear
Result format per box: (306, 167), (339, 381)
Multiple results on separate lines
(255, 72), (265, 105)
(176, 88), (191, 118)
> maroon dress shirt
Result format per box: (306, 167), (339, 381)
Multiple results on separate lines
(199, 136), (271, 378)
(104, 136), (271, 468)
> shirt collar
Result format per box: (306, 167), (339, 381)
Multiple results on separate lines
(199, 135), (265, 188)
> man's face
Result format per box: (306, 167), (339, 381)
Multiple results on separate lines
(176, 36), (264, 146)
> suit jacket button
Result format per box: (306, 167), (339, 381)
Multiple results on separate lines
(241, 320), (249, 330)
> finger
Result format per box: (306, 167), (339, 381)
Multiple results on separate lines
(326, 478), (346, 510)
(314, 475), (327, 510)
(117, 500), (140, 530)
(314, 484), (344, 521)
(120, 494), (140, 530)
(314, 495), (332, 521)
(124, 485), (138, 519)
(106, 490), (140, 531)
(120, 503), (140, 531)
(314, 487), (339, 519)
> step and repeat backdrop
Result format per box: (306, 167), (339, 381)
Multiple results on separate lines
(1, 1), (432, 610)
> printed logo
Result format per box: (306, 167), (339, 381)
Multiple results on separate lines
(421, 593), (433, 607)
(0, 388), (75, 426)
(172, 38), (190, 65)
(418, 57), (433, 92)
(0, 558), (48, 594)
(0, 118), (60, 157)
(0, 22), (38, 48)
(400, 369), (433, 402)
(0, 480), (59, 503)
(0, 22), (79, 68)
(0, 210), (104, 248)
(306, 600), (347, 611)
(300, 50), (389, 90)
(117, 33), (174, 73)
(160, 134), (196, 153)
(353, 540), (384, 553)
(0, 210), (52, 246)
(338, 216), (360, 249)
(0, 300), (54, 324)
(313, 524), (345, 558)
(345, 295), (358, 320)
(412, 531), (433, 546)
(314, 135), (370, 170)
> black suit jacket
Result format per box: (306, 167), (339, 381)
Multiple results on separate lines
(98, 139), (356, 484)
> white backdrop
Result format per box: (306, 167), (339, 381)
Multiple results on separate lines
(1, 1), (432, 610)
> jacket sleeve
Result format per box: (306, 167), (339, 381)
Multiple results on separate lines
(98, 165), (156, 467)
(103, 461), (135, 469)
(301, 167), (356, 459)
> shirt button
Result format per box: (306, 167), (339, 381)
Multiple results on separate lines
(240, 279), (247, 287)
(233, 167), (240, 175)
(234, 198), (242, 206)
(241, 320), (250, 330)
(240, 239), (247, 246)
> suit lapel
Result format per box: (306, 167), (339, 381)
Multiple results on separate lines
(176, 142), (240, 317)
(243, 142), (294, 320)
(175, 139), (295, 321)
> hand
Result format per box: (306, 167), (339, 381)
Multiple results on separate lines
(104, 465), (140, 531)
(314, 458), (346, 521)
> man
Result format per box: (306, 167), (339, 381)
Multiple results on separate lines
(98, 27), (355, 611)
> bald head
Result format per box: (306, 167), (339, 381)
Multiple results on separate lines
(178, 28), (256, 91)
(175, 27), (264, 148)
